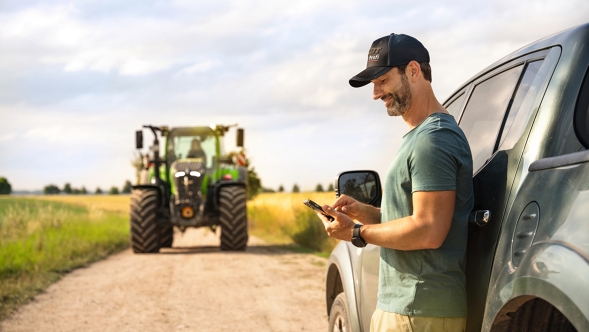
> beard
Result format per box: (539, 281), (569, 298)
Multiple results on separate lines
(385, 73), (412, 117)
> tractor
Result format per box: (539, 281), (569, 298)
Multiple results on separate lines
(130, 124), (248, 253)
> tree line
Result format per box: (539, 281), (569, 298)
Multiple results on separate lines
(43, 180), (133, 195)
(263, 183), (335, 193)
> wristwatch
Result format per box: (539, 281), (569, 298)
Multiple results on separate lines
(351, 224), (367, 248)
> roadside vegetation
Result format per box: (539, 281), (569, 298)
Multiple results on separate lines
(0, 196), (129, 320)
(0, 191), (336, 319)
(248, 192), (337, 255)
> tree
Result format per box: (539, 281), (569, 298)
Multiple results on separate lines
(0, 177), (12, 195)
(292, 184), (300, 193)
(44, 184), (60, 195)
(122, 180), (132, 194)
(95, 187), (103, 194)
(327, 183), (334, 192)
(72, 188), (81, 195)
(109, 186), (119, 195)
(63, 183), (72, 194)
(278, 185), (284, 192)
(315, 183), (324, 192)
(81, 186), (87, 194)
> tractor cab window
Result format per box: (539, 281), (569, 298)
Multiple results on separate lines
(167, 130), (216, 168)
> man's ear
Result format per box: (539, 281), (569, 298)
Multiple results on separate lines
(407, 61), (421, 82)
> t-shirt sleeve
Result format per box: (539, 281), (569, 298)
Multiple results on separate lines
(410, 128), (460, 192)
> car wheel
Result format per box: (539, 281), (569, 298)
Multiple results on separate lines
(329, 292), (350, 332)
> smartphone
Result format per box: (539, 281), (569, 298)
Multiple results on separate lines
(303, 199), (334, 221)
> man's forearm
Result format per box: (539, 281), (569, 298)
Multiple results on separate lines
(360, 204), (381, 225)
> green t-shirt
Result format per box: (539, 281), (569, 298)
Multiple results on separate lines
(377, 112), (473, 318)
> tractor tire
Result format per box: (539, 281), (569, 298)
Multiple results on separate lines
(158, 223), (174, 248)
(130, 189), (161, 253)
(219, 186), (248, 251)
(329, 292), (351, 332)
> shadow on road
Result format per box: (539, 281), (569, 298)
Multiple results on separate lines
(159, 244), (317, 256)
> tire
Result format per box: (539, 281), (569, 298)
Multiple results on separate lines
(219, 186), (248, 251)
(130, 189), (161, 253)
(329, 292), (351, 332)
(507, 298), (577, 332)
(159, 223), (174, 248)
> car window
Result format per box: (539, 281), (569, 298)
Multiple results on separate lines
(574, 65), (589, 148)
(445, 92), (466, 119)
(459, 65), (524, 173)
(497, 60), (545, 150)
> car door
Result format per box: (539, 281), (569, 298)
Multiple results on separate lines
(450, 48), (561, 331)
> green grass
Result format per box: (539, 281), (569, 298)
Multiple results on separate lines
(0, 197), (129, 320)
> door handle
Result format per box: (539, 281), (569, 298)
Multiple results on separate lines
(470, 210), (490, 227)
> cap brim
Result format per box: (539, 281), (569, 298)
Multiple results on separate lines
(349, 67), (392, 88)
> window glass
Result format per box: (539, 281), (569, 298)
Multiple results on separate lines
(498, 60), (544, 150)
(167, 128), (217, 168)
(445, 92), (466, 119)
(459, 65), (524, 173)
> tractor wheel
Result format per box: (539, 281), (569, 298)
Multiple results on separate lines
(329, 293), (351, 332)
(159, 223), (174, 248)
(130, 189), (161, 253)
(219, 186), (248, 251)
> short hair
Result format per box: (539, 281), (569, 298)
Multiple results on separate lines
(397, 62), (432, 82)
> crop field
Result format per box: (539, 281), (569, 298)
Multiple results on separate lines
(0, 192), (337, 320)
(248, 192), (338, 254)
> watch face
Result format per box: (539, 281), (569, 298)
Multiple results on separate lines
(351, 237), (366, 248)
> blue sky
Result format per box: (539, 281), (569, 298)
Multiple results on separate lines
(1, 0), (588, 192)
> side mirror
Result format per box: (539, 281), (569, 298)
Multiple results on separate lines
(336, 170), (382, 207)
(136, 130), (143, 149)
(236, 128), (244, 147)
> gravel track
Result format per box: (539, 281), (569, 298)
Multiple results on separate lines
(1, 228), (328, 332)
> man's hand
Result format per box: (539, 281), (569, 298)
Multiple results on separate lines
(331, 194), (381, 225)
(330, 194), (364, 220)
(317, 205), (356, 242)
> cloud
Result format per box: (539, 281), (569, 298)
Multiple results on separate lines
(1, 0), (588, 190)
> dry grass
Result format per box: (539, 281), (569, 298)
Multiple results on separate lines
(31, 195), (130, 213)
(248, 192), (338, 253)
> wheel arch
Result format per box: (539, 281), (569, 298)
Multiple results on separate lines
(489, 243), (589, 331)
(326, 242), (362, 332)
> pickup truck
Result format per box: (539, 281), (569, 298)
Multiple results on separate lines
(325, 23), (589, 332)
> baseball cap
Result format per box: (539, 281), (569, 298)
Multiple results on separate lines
(349, 33), (430, 88)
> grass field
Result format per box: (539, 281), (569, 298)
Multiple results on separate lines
(0, 192), (337, 320)
(0, 196), (130, 320)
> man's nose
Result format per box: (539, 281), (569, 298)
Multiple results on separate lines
(372, 84), (382, 100)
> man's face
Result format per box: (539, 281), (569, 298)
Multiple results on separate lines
(371, 67), (412, 117)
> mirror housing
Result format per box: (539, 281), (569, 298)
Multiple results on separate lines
(236, 128), (244, 147)
(336, 170), (382, 207)
(135, 130), (143, 149)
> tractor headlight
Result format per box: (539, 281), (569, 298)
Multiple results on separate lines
(175, 171), (186, 178)
(190, 171), (201, 177)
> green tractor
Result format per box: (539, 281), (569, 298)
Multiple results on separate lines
(131, 124), (248, 253)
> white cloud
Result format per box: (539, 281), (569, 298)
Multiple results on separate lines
(1, 0), (588, 190)
(179, 60), (222, 75)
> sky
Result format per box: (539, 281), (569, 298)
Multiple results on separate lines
(1, 0), (588, 193)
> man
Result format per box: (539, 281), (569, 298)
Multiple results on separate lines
(318, 34), (473, 332)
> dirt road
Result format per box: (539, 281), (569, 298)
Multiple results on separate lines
(1, 228), (328, 332)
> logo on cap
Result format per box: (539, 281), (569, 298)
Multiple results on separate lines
(368, 48), (381, 62)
